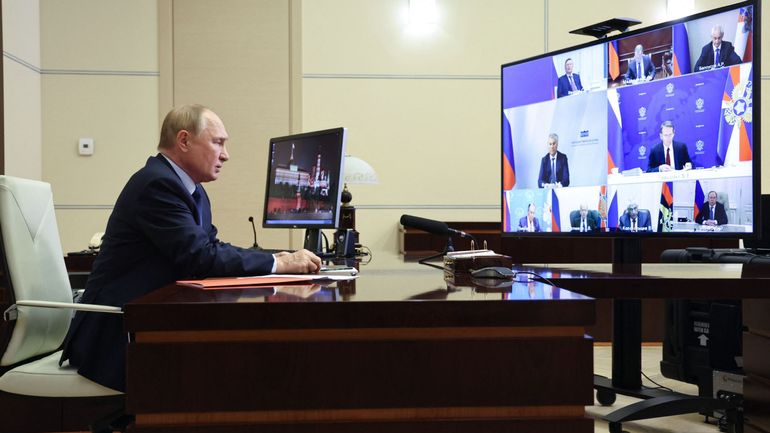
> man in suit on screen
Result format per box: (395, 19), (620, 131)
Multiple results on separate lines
(557, 58), (584, 98)
(695, 191), (729, 226)
(646, 121), (692, 172)
(625, 44), (655, 82)
(537, 133), (570, 188)
(694, 25), (742, 72)
(570, 204), (598, 232)
(518, 203), (542, 232)
(618, 203), (652, 232)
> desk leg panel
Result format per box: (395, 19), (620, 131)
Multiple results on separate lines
(126, 335), (593, 413)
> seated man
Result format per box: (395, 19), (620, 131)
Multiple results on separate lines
(570, 204), (599, 232)
(618, 203), (652, 232)
(695, 191), (728, 226)
(537, 133), (570, 188)
(518, 203), (542, 232)
(625, 44), (655, 82)
(646, 121), (692, 172)
(694, 25), (743, 72)
(557, 58), (583, 98)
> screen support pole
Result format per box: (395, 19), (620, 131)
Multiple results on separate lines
(611, 237), (642, 390)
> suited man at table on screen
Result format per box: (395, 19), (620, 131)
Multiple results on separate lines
(60, 104), (322, 392)
(695, 191), (728, 226)
(646, 121), (692, 173)
(537, 133), (570, 188)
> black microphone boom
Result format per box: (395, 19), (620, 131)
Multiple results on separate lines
(399, 214), (472, 238)
(248, 216), (260, 249)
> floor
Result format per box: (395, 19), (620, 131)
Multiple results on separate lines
(590, 344), (725, 433)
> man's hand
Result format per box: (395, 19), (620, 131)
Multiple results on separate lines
(275, 249), (322, 274)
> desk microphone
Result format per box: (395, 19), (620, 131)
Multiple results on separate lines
(248, 216), (260, 249)
(399, 214), (473, 239)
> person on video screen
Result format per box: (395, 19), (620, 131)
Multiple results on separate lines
(625, 44), (655, 82)
(538, 133), (570, 188)
(518, 203), (542, 232)
(695, 191), (728, 226)
(646, 121), (692, 172)
(694, 25), (742, 72)
(557, 58), (584, 98)
(618, 203), (652, 232)
(571, 204), (598, 232)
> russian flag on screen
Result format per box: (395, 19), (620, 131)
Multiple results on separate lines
(716, 64), (753, 166)
(607, 89), (624, 173)
(734, 7), (753, 62)
(607, 191), (618, 230)
(502, 112), (516, 190)
(551, 190), (561, 232)
(608, 40), (620, 80)
(672, 24), (690, 76)
(599, 185), (607, 229)
(503, 193), (511, 232)
(693, 180), (705, 221)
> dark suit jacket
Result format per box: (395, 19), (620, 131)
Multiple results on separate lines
(646, 141), (692, 172)
(556, 73), (583, 97)
(538, 151), (570, 187)
(694, 41), (742, 72)
(518, 216), (541, 232)
(695, 201), (728, 225)
(570, 211), (599, 232)
(60, 155), (275, 391)
(618, 210), (652, 232)
(625, 56), (655, 81)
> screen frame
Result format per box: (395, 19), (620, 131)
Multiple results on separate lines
(500, 0), (760, 239)
(262, 127), (348, 230)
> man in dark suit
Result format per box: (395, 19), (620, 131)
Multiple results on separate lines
(570, 204), (598, 232)
(537, 133), (570, 188)
(556, 58), (583, 98)
(618, 203), (652, 232)
(694, 25), (742, 72)
(625, 44), (655, 82)
(518, 203), (542, 232)
(695, 191), (729, 226)
(646, 121), (693, 172)
(60, 104), (321, 392)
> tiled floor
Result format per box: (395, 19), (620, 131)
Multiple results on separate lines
(590, 344), (725, 433)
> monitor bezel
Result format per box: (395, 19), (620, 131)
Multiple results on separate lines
(500, 0), (760, 239)
(262, 127), (348, 230)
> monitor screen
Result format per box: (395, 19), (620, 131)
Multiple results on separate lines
(263, 127), (347, 229)
(501, 1), (759, 237)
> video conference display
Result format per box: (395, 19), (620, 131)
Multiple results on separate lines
(501, 2), (758, 236)
(263, 128), (347, 229)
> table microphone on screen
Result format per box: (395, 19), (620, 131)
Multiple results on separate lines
(248, 216), (260, 249)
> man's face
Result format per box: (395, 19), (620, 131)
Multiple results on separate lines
(528, 205), (536, 221)
(635, 46), (643, 60)
(565, 60), (574, 75)
(183, 112), (230, 183)
(711, 30), (723, 48)
(628, 206), (639, 219)
(660, 126), (675, 146)
(580, 206), (588, 218)
(708, 192), (717, 206)
(548, 138), (558, 155)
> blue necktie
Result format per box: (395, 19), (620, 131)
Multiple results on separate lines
(714, 48), (720, 66)
(710, 206), (715, 221)
(191, 184), (204, 226)
(550, 158), (557, 183)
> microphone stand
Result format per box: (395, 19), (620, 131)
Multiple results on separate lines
(417, 237), (453, 270)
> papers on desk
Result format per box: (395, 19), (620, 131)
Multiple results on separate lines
(177, 273), (357, 289)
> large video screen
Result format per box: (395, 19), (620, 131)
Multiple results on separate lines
(263, 128), (347, 229)
(501, 1), (759, 237)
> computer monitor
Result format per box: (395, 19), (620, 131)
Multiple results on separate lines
(501, 1), (760, 240)
(262, 127), (347, 253)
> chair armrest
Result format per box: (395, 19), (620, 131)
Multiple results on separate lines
(3, 300), (122, 321)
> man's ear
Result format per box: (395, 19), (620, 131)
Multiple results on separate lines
(176, 130), (191, 152)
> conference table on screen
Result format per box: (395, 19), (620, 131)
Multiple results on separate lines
(123, 266), (596, 433)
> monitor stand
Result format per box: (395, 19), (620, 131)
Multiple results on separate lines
(303, 229), (324, 255)
(595, 238), (741, 433)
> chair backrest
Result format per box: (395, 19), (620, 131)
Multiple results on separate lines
(0, 176), (72, 367)
(638, 209), (652, 223)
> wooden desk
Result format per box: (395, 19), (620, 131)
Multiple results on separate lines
(124, 267), (595, 433)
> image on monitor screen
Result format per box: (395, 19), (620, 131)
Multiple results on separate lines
(501, 1), (759, 237)
(263, 127), (347, 229)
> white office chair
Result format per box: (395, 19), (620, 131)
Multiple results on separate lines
(0, 175), (125, 433)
